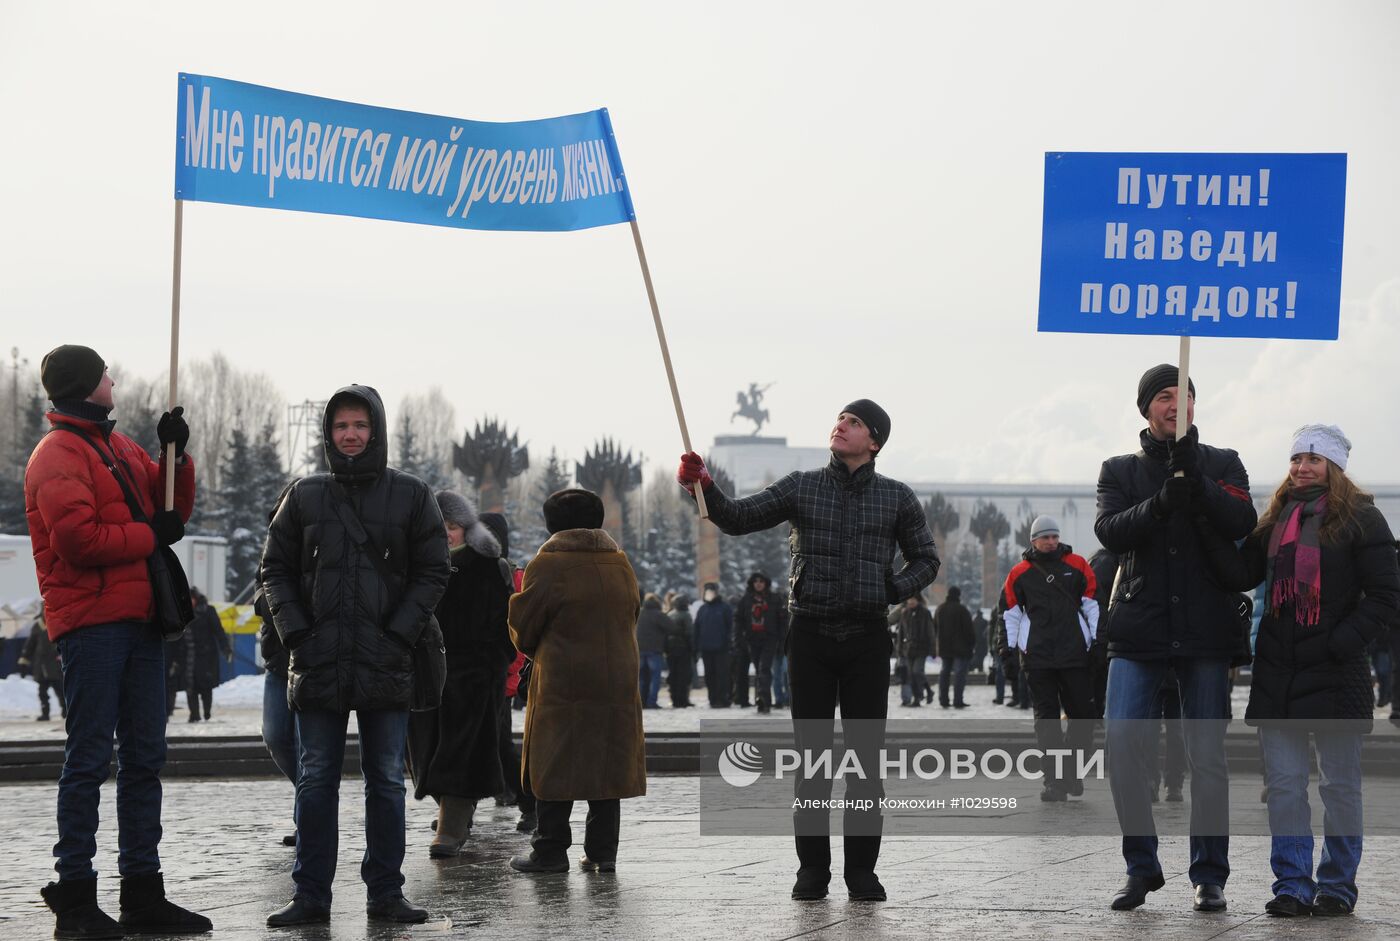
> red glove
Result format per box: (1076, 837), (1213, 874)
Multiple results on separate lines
(677, 451), (713, 494)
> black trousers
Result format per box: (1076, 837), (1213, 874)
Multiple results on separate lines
(788, 617), (890, 873)
(749, 632), (777, 707)
(1026, 666), (1095, 790)
(532, 798), (620, 863)
(701, 651), (730, 707)
(497, 696), (534, 814)
(38, 679), (65, 717)
(730, 645), (751, 706)
(666, 652), (692, 707)
(187, 685), (212, 719)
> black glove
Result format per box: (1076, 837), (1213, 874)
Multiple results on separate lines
(1167, 442), (1198, 478)
(151, 509), (185, 546)
(1153, 476), (1195, 517)
(157, 406), (189, 458)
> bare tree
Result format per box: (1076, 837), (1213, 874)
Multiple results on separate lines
(396, 387), (457, 485)
(179, 353), (284, 496)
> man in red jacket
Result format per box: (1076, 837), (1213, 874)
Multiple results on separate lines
(23, 344), (208, 939)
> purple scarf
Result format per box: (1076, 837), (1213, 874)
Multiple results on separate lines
(1265, 486), (1326, 627)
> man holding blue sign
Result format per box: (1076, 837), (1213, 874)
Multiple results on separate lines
(1095, 367), (1256, 913)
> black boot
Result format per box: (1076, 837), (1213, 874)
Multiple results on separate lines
(118, 872), (212, 934)
(791, 866), (830, 900)
(41, 877), (123, 940)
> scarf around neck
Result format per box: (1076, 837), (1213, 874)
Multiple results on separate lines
(1265, 485), (1326, 626)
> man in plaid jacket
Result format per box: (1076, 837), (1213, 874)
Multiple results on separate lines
(678, 399), (938, 903)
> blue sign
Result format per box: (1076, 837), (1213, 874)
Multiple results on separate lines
(174, 73), (634, 232)
(1037, 152), (1346, 339)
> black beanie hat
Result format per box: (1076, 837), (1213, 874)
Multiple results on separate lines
(41, 345), (105, 402)
(1136, 364), (1196, 417)
(543, 488), (605, 534)
(841, 399), (891, 450)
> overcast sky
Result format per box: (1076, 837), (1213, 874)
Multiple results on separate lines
(3, 1), (1397, 491)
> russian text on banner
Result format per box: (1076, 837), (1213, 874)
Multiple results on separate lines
(175, 73), (632, 232)
(1037, 153), (1346, 340)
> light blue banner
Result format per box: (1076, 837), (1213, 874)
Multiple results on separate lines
(174, 73), (634, 232)
(1038, 152), (1346, 340)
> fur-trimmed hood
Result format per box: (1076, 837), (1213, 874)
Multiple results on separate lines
(540, 528), (620, 554)
(436, 490), (500, 558)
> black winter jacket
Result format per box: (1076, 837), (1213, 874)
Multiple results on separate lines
(260, 385), (450, 713)
(889, 604), (934, 659)
(1206, 503), (1399, 730)
(735, 587), (786, 646)
(635, 599), (670, 654)
(933, 599), (975, 659)
(1094, 427), (1256, 660)
(701, 455), (939, 623)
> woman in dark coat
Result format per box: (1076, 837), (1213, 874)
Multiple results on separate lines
(407, 491), (517, 857)
(1203, 425), (1399, 917)
(186, 589), (231, 721)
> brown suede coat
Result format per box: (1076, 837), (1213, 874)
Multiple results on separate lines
(508, 528), (645, 801)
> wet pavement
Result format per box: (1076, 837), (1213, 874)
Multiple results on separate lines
(2, 775), (1399, 940)
(1, 673), (1348, 743)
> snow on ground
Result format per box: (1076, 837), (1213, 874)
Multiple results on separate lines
(0, 672), (268, 718)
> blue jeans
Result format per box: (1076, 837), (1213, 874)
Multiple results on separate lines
(773, 654), (789, 707)
(293, 708), (409, 906)
(639, 652), (665, 707)
(938, 656), (969, 705)
(1105, 656), (1231, 887)
(900, 655), (927, 704)
(1259, 727), (1363, 907)
(262, 669), (299, 785)
(54, 622), (167, 881)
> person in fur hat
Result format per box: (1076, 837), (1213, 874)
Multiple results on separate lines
(407, 490), (518, 858)
(508, 488), (644, 874)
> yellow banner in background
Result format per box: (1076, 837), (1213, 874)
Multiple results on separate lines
(215, 604), (262, 635)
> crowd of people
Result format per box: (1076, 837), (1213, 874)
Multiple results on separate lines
(17, 344), (1400, 936)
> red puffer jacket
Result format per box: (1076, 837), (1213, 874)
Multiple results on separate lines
(24, 411), (196, 641)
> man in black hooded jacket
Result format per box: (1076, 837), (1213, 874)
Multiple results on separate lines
(260, 385), (450, 927)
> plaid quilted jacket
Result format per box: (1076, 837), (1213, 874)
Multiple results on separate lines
(701, 455), (939, 621)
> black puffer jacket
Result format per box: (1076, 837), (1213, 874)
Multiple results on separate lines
(1206, 502), (1399, 730)
(260, 385), (450, 713)
(1094, 427), (1256, 659)
(933, 595), (975, 659)
(702, 455), (939, 622)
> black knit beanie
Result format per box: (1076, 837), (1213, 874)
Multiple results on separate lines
(841, 399), (891, 450)
(1136, 364), (1196, 417)
(41, 345), (105, 402)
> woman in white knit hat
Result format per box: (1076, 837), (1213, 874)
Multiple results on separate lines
(1201, 424), (1399, 918)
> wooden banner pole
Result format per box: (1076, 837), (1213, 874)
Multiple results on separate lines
(165, 199), (184, 511)
(628, 218), (708, 519)
(1174, 334), (1191, 465)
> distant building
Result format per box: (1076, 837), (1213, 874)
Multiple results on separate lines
(703, 437), (1400, 604)
(708, 435), (829, 495)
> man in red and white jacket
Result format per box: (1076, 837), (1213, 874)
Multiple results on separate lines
(1000, 515), (1098, 802)
(23, 344), (206, 938)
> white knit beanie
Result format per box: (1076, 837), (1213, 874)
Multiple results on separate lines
(1289, 424), (1351, 471)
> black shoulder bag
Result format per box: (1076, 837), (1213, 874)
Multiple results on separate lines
(52, 426), (194, 640)
(325, 481), (446, 712)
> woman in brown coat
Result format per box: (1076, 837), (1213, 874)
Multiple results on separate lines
(507, 488), (645, 874)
